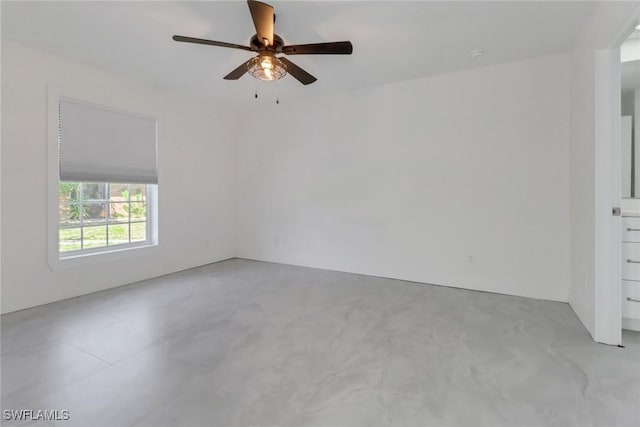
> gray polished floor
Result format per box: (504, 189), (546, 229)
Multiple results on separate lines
(2, 259), (639, 427)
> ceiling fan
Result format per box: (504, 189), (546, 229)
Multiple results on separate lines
(172, 0), (353, 85)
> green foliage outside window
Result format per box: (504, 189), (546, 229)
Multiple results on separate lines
(120, 188), (146, 218)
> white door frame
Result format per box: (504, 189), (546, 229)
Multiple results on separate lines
(594, 8), (640, 345)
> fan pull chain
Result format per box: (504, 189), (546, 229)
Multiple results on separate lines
(276, 98), (279, 104)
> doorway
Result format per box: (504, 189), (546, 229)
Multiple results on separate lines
(619, 27), (640, 341)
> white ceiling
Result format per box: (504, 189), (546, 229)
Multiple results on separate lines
(2, 1), (637, 106)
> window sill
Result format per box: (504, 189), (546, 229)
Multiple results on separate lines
(49, 242), (159, 271)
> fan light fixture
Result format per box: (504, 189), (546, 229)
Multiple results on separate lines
(248, 53), (287, 81)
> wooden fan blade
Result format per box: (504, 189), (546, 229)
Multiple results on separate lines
(172, 35), (253, 51)
(279, 57), (317, 85)
(223, 60), (252, 80)
(282, 41), (353, 55)
(247, 0), (274, 47)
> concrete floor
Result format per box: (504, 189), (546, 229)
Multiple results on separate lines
(2, 259), (639, 427)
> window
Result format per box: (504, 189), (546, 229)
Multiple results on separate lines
(58, 182), (152, 255)
(54, 95), (158, 260)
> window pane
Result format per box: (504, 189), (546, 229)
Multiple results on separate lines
(131, 222), (147, 242)
(82, 225), (107, 249)
(82, 182), (106, 201)
(65, 203), (88, 223)
(129, 202), (146, 220)
(59, 182), (80, 202)
(108, 224), (129, 246)
(59, 227), (82, 252)
(58, 181), (152, 257)
(59, 203), (71, 224)
(110, 183), (129, 202)
(84, 202), (107, 225)
(109, 202), (129, 223)
(129, 184), (146, 202)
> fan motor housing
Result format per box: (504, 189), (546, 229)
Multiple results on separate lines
(250, 34), (285, 52)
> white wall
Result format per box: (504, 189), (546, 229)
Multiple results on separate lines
(1, 44), (573, 313)
(237, 54), (572, 302)
(1, 41), (236, 313)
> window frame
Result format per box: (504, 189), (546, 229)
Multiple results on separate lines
(48, 85), (159, 270)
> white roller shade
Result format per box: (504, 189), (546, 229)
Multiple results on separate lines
(59, 98), (158, 184)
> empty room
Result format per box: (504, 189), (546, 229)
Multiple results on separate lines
(1, 1), (640, 426)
